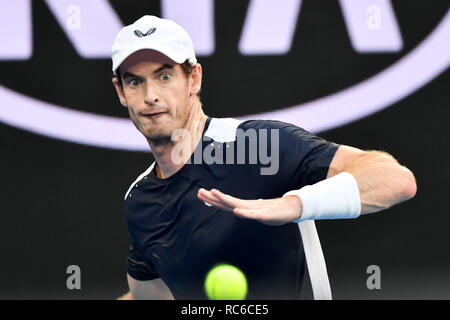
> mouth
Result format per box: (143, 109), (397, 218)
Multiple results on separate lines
(141, 111), (167, 118)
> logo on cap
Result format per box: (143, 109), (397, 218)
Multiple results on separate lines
(134, 27), (157, 38)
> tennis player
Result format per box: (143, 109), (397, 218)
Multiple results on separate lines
(111, 16), (416, 300)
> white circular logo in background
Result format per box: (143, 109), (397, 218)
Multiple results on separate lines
(0, 9), (449, 152)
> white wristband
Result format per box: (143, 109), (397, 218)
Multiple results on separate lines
(284, 172), (361, 222)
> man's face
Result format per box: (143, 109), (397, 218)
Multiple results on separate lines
(113, 50), (200, 143)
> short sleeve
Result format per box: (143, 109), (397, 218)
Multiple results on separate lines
(244, 120), (340, 196)
(278, 122), (340, 188)
(126, 242), (160, 281)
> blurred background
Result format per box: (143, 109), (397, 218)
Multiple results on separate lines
(0, 0), (449, 299)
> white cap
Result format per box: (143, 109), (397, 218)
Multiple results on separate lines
(111, 15), (197, 75)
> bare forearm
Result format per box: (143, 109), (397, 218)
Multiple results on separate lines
(198, 148), (417, 225)
(342, 151), (417, 214)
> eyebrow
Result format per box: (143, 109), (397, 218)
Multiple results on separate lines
(121, 64), (174, 79)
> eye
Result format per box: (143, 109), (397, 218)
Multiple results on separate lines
(129, 79), (142, 87)
(160, 73), (172, 81)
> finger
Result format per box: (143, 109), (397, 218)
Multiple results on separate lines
(198, 188), (229, 206)
(210, 189), (249, 209)
(197, 188), (220, 201)
(199, 195), (234, 211)
(197, 189), (234, 211)
(198, 188), (239, 210)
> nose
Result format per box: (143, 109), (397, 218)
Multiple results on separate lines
(144, 82), (159, 105)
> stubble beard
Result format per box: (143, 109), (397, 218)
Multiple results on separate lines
(143, 111), (189, 148)
(146, 132), (172, 147)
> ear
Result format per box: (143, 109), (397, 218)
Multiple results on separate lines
(112, 77), (128, 107)
(189, 63), (202, 97)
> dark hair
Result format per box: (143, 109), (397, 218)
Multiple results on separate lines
(114, 60), (200, 98)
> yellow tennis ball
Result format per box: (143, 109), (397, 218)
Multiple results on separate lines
(205, 264), (248, 300)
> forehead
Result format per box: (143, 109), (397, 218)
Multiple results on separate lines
(120, 49), (177, 74)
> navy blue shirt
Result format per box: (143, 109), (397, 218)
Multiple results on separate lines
(124, 117), (340, 299)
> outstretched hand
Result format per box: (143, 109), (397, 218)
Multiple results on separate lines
(197, 188), (303, 226)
